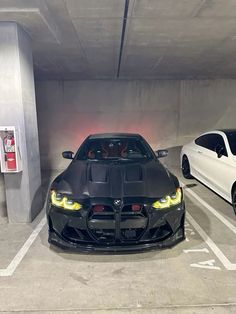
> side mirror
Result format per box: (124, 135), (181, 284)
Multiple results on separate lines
(62, 151), (74, 160)
(215, 145), (224, 158)
(156, 149), (168, 158)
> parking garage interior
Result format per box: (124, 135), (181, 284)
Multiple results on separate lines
(0, 1), (236, 313)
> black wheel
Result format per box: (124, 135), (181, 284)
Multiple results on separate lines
(182, 156), (193, 179)
(180, 213), (185, 241)
(232, 188), (236, 215)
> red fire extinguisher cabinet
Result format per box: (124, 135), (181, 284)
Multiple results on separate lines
(0, 126), (22, 173)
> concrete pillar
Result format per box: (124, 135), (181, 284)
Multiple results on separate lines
(0, 22), (42, 223)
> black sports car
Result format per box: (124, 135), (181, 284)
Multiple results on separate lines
(47, 133), (185, 252)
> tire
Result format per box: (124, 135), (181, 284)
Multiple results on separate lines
(182, 155), (193, 179)
(180, 213), (186, 241)
(232, 188), (236, 215)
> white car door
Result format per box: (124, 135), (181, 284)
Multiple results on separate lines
(190, 134), (212, 180)
(194, 133), (231, 201)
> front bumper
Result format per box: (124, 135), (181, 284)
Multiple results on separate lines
(49, 227), (184, 252)
(47, 201), (185, 252)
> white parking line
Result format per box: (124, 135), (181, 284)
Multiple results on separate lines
(183, 248), (209, 254)
(190, 259), (221, 270)
(0, 216), (46, 277)
(180, 180), (236, 234)
(187, 212), (236, 270)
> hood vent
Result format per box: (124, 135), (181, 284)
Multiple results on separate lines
(89, 164), (108, 183)
(125, 165), (143, 182)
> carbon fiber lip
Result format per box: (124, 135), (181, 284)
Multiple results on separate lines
(48, 227), (185, 253)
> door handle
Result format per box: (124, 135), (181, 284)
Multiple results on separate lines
(197, 150), (203, 154)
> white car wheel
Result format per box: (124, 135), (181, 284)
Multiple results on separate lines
(182, 156), (193, 179)
(232, 188), (236, 215)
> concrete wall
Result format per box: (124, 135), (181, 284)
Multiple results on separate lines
(0, 173), (6, 220)
(35, 79), (236, 170)
(179, 80), (236, 138)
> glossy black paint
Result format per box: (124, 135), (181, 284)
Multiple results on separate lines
(47, 133), (185, 252)
(62, 151), (74, 159)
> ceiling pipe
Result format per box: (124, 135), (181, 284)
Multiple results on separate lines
(116, 0), (129, 78)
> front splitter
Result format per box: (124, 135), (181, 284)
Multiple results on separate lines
(48, 227), (185, 253)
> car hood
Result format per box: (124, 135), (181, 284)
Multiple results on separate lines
(52, 159), (177, 199)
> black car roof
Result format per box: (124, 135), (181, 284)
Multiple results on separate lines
(88, 133), (142, 140)
(219, 129), (236, 134)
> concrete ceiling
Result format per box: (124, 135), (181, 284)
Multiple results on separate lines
(1, 0), (236, 80)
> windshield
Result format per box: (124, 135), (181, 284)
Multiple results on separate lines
(225, 131), (236, 155)
(76, 137), (154, 161)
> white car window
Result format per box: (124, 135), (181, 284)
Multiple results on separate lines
(195, 134), (228, 157)
(224, 131), (236, 156)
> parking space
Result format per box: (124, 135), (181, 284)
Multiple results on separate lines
(1, 1), (236, 313)
(0, 168), (236, 313)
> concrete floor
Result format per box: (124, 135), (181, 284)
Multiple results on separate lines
(0, 166), (236, 313)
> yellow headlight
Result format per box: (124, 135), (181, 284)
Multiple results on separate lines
(152, 188), (182, 209)
(51, 190), (82, 211)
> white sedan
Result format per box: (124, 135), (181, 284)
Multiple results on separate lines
(181, 129), (236, 214)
